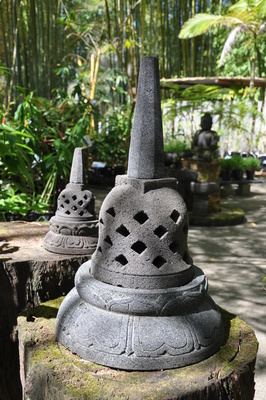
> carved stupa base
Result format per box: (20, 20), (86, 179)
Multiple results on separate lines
(56, 261), (224, 370)
(43, 230), (98, 255)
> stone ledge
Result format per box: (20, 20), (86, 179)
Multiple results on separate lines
(18, 299), (258, 400)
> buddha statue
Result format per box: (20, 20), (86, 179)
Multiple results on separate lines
(191, 113), (219, 161)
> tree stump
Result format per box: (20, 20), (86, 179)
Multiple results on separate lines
(18, 299), (258, 400)
(0, 221), (87, 399)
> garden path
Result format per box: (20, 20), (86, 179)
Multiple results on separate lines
(188, 182), (266, 400)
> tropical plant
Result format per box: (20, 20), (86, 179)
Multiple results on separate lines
(220, 157), (234, 171)
(244, 156), (260, 170)
(179, 0), (266, 92)
(230, 155), (246, 170)
(0, 87), (94, 213)
(164, 139), (190, 154)
(0, 183), (48, 220)
(90, 104), (132, 168)
(0, 117), (36, 188)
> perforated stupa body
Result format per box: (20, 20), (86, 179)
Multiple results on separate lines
(43, 147), (98, 255)
(56, 57), (224, 370)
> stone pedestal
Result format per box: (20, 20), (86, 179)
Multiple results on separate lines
(182, 160), (221, 212)
(165, 167), (197, 211)
(190, 182), (219, 216)
(236, 183), (251, 196)
(18, 299), (258, 400)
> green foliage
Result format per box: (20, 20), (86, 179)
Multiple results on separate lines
(244, 156), (260, 170)
(0, 183), (48, 220)
(230, 155), (245, 170)
(0, 82), (134, 218)
(178, 0), (266, 86)
(0, 119), (36, 200)
(178, 14), (228, 39)
(0, 88), (93, 217)
(91, 105), (132, 167)
(220, 158), (234, 171)
(164, 140), (190, 154)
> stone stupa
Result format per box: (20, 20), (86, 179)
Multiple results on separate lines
(43, 147), (98, 255)
(56, 57), (224, 370)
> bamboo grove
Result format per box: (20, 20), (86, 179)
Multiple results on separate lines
(0, 0), (240, 109)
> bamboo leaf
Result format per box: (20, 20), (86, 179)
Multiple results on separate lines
(256, 0), (266, 17)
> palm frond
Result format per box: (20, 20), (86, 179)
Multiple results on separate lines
(256, 0), (266, 18)
(178, 14), (242, 39)
(229, 0), (250, 13)
(229, 0), (266, 20)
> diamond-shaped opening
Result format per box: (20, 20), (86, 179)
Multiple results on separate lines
(116, 224), (130, 237)
(169, 241), (179, 253)
(115, 254), (128, 266)
(183, 251), (190, 264)
(170, 209), (180, 223)
(104, 235), (113, 246)
(154, 225), (167, 238)
(65, 199), (70, 204)
(79, 211), (84, 216)
(65, 210), (71, 215)
(83, 194), (88, 200)
(152, 256), (166, 269)
(78, 200), (83, 206)
(62, 194), (65, 198)
(60, 204), (64, 208)
(134, 211), (149, 224)
(72, 195), (77, 200)
(131, 241), (147, 254)
(99, 218), (104, 224)
(97, 246), (102, 253)
(106, 207), (116, 217)
(183, 223), (188, 235)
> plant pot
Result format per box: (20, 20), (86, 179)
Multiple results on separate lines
(246, 170), (255, 180)
(232, 169), (243, 181)
(221, 170), (232, 181)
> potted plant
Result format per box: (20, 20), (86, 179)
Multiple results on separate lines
(244, 157), (260, 180)
(230, 155), (245, 180)
(164, 140), (189, 168)
(220, 158), (233, 181)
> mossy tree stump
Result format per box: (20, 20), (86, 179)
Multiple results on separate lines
(18, 298), (258, 400)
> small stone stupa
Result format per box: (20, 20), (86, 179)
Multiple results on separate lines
(56, 57), (224, 370)
(43, 147), (98, 255)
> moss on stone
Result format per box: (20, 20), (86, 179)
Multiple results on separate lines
(190, 204), (245, 226)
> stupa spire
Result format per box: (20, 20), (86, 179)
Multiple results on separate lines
(127, 57), (165, 179)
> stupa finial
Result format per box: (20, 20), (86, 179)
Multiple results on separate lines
(69, 147), (86, 184)
(127, 57), (165, 179)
